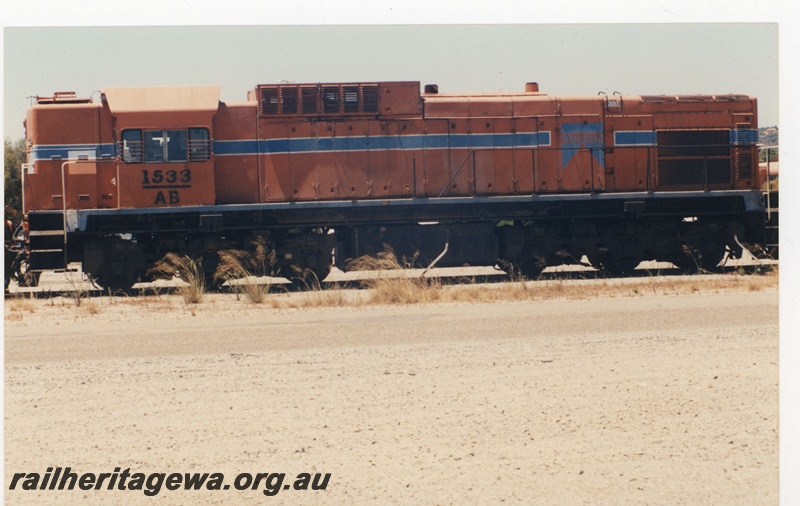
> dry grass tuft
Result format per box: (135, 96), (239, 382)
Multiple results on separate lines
(318, 250), (777, 309)
(215, 237), (276, 304)
(3, 259), (778, 318)
(367, 276), (442, 305)
(305, 285), (352, 307)
(8, 297), (37, 313)
(346, 247), (414, 272)
(347, 248), (448, 305)
(148, 253), (206, 304)
(64, 278), (91, 307)
(368, 267), (776, 307)
(82, 301), (101, 315)
(283, 265), (327, 291)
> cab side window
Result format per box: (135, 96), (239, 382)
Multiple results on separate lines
(121, 129), (143, 163)
(188, 128), (211, 161)
(165, 130), (187, 162)
(121, 128), (210, 163)
(144, 131), (166, 162)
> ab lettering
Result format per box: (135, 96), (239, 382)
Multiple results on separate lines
(154, 191), (180, 205)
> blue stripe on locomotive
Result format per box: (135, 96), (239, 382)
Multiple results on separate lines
(27, 129), (754, 162)
(30, 143), (116, 161)
(213, 131), (551, 156)
(613, 131), (657, 146)
(730, 129), (758, 145)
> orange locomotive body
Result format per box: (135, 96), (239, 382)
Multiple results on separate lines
(18, 81), (766, 290)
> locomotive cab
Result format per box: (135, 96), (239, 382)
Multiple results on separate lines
(23, 87), (221, 213)
(102, 86), (220, 208)
(21, 87), (222, 288)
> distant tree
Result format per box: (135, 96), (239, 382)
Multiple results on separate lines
(758, 126), (779, 162)
(758, 126), (779, 146)
(4, 138), (26, 224)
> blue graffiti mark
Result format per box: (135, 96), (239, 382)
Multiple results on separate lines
(561, 122), (604, 170)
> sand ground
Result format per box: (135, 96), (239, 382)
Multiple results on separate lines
(4, 278), (779, 504)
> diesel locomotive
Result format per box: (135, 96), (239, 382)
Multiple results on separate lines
(13, 81), (772, 290)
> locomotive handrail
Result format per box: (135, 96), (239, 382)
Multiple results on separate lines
(759, 145), (779, 223)
(760, 145), (778, 192)
(60, 161), (69, 267)
(437, 142), (743, 198)
(59, 160), (74, 267)
(60, 158), (119, 266)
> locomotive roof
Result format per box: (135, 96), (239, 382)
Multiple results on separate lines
(101, 86), (221, 113)
(90, 83), (754, 113)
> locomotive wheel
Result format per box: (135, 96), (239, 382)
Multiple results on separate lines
(671, 245), (699, 274)
(671, 245), (725, 274)
(92, 270), (140, 293)
(310, 263), (333, 283)
(518, 262), (546, 280)
(84, 237), (146, 293)
(588, 254), (640, 277)
(280, 262), (332, 289)
(200, 254), (226, 291)
(499, 257), (546, 280)
(698, 251), (726, 273)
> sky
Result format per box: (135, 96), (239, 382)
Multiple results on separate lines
(1, 2), (799, 501)
(2, 23), (780, 140)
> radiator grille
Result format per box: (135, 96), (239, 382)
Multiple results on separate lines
(343, 86), (360, 113)
(657, 130), (731, 186)
(735, 151), (753, 179)
(301, 86), (319, 115)
(677, 95), (715, 102)
(257, 83), (382, 117)
(362, 85), (379, 113)
(321, 86), (340, 114)
(641, 95), (677, 102)
(259, 87), (279, 115)
(280, 87), (298, 115)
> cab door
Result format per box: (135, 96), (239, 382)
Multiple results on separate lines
(511, 117), (538, 194)
(605, 115), (654, 191)
(555, 116), (605, 192)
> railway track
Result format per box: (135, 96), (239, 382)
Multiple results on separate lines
(5, 255), (777, 298)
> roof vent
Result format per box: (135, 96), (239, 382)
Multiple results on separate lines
(424, 84), (439, 94)
(525, 82), (539, 93)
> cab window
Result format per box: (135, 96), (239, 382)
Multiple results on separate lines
(144, 131), (166, 162)
(188, 128), (211, 161)
(121, 128), (210, 163)
(121, 130), (143, 163)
